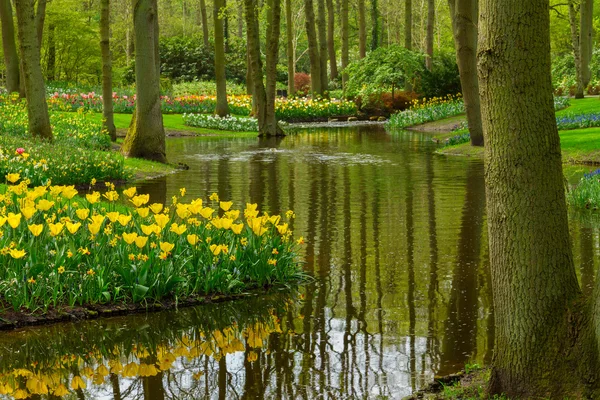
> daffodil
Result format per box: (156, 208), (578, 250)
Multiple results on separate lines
(58, 266), (65, 274)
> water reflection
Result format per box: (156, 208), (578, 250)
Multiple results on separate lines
(2, 125), (599, 399)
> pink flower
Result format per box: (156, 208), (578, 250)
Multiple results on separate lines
(15, 148), (24, 155)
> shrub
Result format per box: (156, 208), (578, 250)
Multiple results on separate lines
(183, 114), (258, 132)
(356, 91), (418, 116)
(420, 51), (462, 98)
(294, 73), (311, 95)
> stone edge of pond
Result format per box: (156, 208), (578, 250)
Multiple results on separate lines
(0, 287), (288, 331)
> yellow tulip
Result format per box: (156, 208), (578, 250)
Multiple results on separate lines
(13, 389), (28, 399)
(7, 212), (21, 229)
(103, 191), (119, 202)
(135, 236), (149, 248)
(86, 192), (101, 204)
(36, 199), (55, 211)
(210, 244), (221, 255)
(48, 222), (64, 237)
(5, 173), (20, 183)
(118, 214), (132, 226)
(61, 185), (78, 199)
(122, 232), (138, 244)
(176, 204), (190, 219)
(21, 206), (36, 220)
(141, 224), (159, 236)
(249, 218), (267, 236)
(169, 223), (187, 235)
(200, 207), (214, 219)
(123, 187), (137, 198)
(0, 216), (6, 227)
(130, 194), (150, 207)
(76, 208), (90, 220)
(269, 215), (281, 225)
(90, 215), (105, 225)
(211, 218), (223, 229)
(221, 218), (233, 230)
(149, 203), (163, 214)
(276, 223), (288, 235)
(187, 234), (199, 245)
(122, 362), (139, 377)
(106, 212), (120, 223)
(28, 224), (43, 237)
(225, 210), (240, 220)
(137, 207), (150, 218)
(53, 384), (69, 396)
(154, 213), (170, 228)
(160, 241), (175, 253)
(66, 221), (81, 234)
(26, 376), (48, 395)
(9, 248), (26, 259)
(70, 376), (86, 390)
(231, 223), (244, 235)
(88, 222), (102, 235)
(220, 201), (233, 211)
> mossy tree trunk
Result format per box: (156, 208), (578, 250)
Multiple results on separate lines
(200, 0), (209, 47)
(35, 0), (46, 49)
(15, 0), (52, 139)
(370, 0), (378, 51)
(478, 0), (600, 397)
(121, 0), (166, 163)
(580, 0), (593, 89)
(46, 22), (56, 80)
(448, 0), (484, 146)
(304, 0), (322, 96)
(100, 0), (117, 141)
(425, 0), (434, 70)
(326, 0), (337, 80)
(316, 0), (328, 93)
(341, 0), (348, 93)
(214, 0), (230, 117)
(358, 0), (366, 58)
(569, 0), (585, 99)
(0, 0), (21, 93)
(264, 0), (283, 136)
(286, 0), (295, 96)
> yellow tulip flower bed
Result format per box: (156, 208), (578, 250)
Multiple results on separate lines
(0, 175), (305, 313)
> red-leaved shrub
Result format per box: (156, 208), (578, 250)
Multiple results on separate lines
(294, 73), (311, 96)
(356, 91), (419, 116)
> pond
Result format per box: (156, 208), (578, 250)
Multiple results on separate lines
(1, 125), (597, 399)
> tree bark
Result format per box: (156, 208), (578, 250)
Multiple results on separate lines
(316, 0), (328, 92)
(580, 0), (593, 88)
(35, 0), (46, 50)
(100, 0), (117, 141)
(264, 0), (283, 135)
(286, 0), (295, 95)
(341, 0), (348, 93)
(46, 22), (55, 80)
(448, 0), (484, 146)
(370, 0), (378, 51)
(404, 0), (412, 90)
(214, 0), (230, 116)
(425, 0), (434, 70)
(569, 0), (585, 98)
(121, 0), (166, 162)
(0, 0), (21, 93)
(304, 0), (322, 96)
(478, 0), (600, 397)
(200, 0), (210, 47)
(358, 0), (366, 58)
(15, 0), (52, 139)
(326, 0), (337, 80)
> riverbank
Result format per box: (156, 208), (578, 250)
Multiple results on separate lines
(403, 368), (494, 400)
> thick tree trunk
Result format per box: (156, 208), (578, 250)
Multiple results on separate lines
(214, 0), (230, 116)
(580, 0), (593, 89)
(341, 0), (348, 93)
(569, 0), (585, 99)
(425, 0), (434, 70)
(286, 0), (295, 95)
(316, 0), (328, 92)
(100, 0), (116, 141)
(326, 0), (337, 80)
(448, 0), (484, 146)
(121, 0), (166, 162)
(358, 0), (366, 58)
(478, 0), (600, 397)
(370, 0), (378, 51)
(0, 0), (21, 93)
(15, 0), (52, 139)
(200, 0), (210, 47)
(304, 0), (322, 96)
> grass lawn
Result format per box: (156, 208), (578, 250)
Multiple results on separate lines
(437, 97), (600, 164)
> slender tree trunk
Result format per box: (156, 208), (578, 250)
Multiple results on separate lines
(223, 0), (229, 52)
(15, 0), (52, 139)
(317, 0), (328, 92)
(580, 0), (593, 89)
(478, 0), (600, 397)
(304, 0), (322, 96)
(200, 0), (210, 47)
(35, 0), (46, 50)
(404, 0), (412, 90)
(326, 0), (337, 80)
(237, 0), (243, 37)
(358, 0), (366, 58)
(0, 0), (21, 93)
(425, 0), (434, 70)
(341, 0), (348, 93)
(100, 0), (116, 141)
(264, 0), (283, 135)
(286, 0), (295, 95)
(370, 0), (378, 51)
(46, 22), (55, 80)
(448, 0), (484, 146)
(569, 0), (585, 98)
(214, 0), (230, 116)
(121, 0), (166, 162)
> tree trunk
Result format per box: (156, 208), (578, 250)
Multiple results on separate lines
(580, 0), (593, 89)
(15, 0), (52, 139)
(237, 0), (243, 37)
(286, 0), (295, 95)
(304, 0), (322, 96)
(100, 0), (116, 141)
(46, 22), (55, 80)
(341, 0), (348, 93)
(316, 0), (328, 92)
(404, 0), (412, 90)
(425, 0), (434, 70)
(478, 0), (600, 397)
(264, 0), (283, 136)
(326, 0), (337, 80)
(448, 0), (484, 146)
(0, 0), (21, 93)
(121, 0), (166, 162)
(358, 0), (366, 58)
(214, 0), (230, 116)
(35, 0), (46, 50)
(200, 0), (210, 47)
(569, 0), (585, 99)
(223, 0), (229, 52)
(370, 0), (378, 51)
